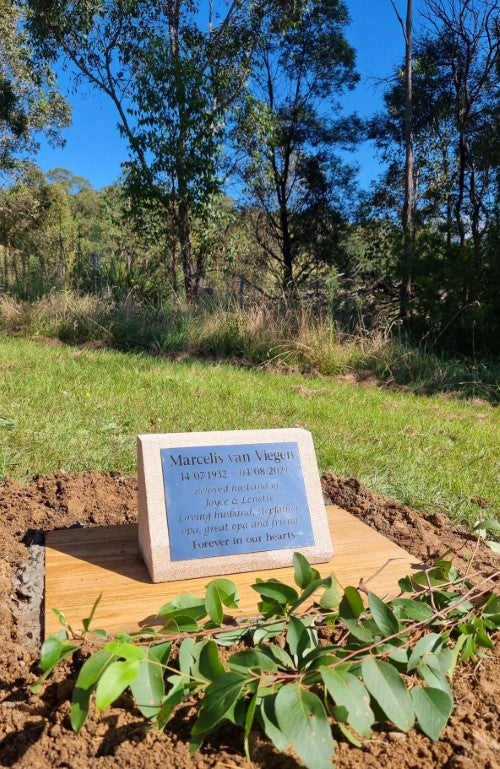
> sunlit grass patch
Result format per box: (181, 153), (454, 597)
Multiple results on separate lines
(0, 335), (497, 525)
(0, 294), (497, 402)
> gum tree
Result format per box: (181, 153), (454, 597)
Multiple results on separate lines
(0, 0), (69, 174)
(233, 0), (360, 300)
(27, 0), (278, 302)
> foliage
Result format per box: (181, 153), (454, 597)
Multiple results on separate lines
(0, 0), (493, 352)
(33, 553), (499, 767)
(0, 0), (69, 173)
(233, 0), (360, 298)
(367, 0), (499, 354)
(0, 167), (179, 301)
(25, 0), (283, 302)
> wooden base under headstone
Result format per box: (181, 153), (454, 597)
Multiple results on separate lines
(44, 506), (421, 637)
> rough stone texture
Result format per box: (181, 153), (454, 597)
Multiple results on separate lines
(138, 429), (332, 582)
(0, 470), (498, 769)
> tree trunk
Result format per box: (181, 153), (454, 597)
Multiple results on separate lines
(169, 0), (201, 304)
(400, 0), (413, 320)
(170, 196), (178, 296)
(177, 194), (196, 302)
(279, 190), (294, 299)
(455, 131), (467, 246)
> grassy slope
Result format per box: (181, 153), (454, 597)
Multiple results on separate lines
(0, 335), (498, 523)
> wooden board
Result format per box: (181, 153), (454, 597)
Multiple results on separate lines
(44, 505), (421, 637)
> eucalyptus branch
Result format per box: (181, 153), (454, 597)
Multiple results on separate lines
(34, 555), (499, 767)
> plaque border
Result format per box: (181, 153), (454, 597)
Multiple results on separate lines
(138, 428), (333, 583)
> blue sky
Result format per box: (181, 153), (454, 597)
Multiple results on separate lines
(35, 0), (413, 191)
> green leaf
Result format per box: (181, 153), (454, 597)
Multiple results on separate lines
(337, 721), (363, 747)
(293, 552), (313, 589)
(157, 675), (187, 730)
(228, 649), (278, 675)
(258, 694), (290, 752)
(427, 648), (453, 676)
(95, 660), (141, 709)
(408, 633), (442, 671)
(39, 636), (60, 670)
(319, 575), (342, 610)
(391, 598), (434, 621)
(257, 644), (295, 670)
(214, 627), (248, 646)
(31, 667), (60, 695)
(361, 658), (414, 732)
(225, 695), (246, 725)
(372, 640), (408, 666)
(299, 644), (339, 671)
(459, 633), (477, 662)
(104, 642), (145, 662)
(321, 668), (374, 737)
(193, 640), (225, 682)
(275, 683), (335, 769)
(469, 617), (494, 649)
(71, 649), (116, 732)
(417, 662), (452, 698)
(206, 578), (240, 609)
(342, 617), (374, 643)
(52, 608), (69, 628)
(251, 579), (299, 606)
(290, 577), (332, 612)
(164, 615), (199, 632)
(368, 592), (400, 636)
(411, 686), (453, 740)
(82, 593), (102, 632)
(287, 616), (317, 663)
(244, 690), (258, 762)
(191, 672), (247, 736)
(205, 582), (223, 625)
(130, 642), (171, 719)
(398, 575), (414, 593)
(251, 621), (286, 642)
(179, 637), (196, 680)
(40, 635), (78, 672)
(474, 518), (500, 533)
(158, 593), (206, 621)
(449, 634), (468, 679)
(339, 586), (364, 620)
(257, 598), (286, 618)
(486, 540), (500, 554)
(483, 594), (500, 625)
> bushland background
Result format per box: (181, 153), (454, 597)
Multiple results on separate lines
(0, 0), (498, 521)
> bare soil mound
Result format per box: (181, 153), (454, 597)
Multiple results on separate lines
(0, 471), (498, 769)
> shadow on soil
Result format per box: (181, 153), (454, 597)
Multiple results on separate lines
(0, 719), (45, 767)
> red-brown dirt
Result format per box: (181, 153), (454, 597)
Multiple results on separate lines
(0, 471), (498, 769)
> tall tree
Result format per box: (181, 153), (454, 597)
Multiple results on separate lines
(0, 0), (69, 174)
(27, 0), (271, 302)
(390, 0), (414, 319)
(421, 0), (498, 257)
(234, 0), (359, 300)
(368, 0), (499, 351)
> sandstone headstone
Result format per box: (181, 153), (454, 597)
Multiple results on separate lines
(138, 428), (332, 583)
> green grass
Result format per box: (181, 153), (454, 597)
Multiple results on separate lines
(1, 335), (498, 525)
(1, 293), (498, 402)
